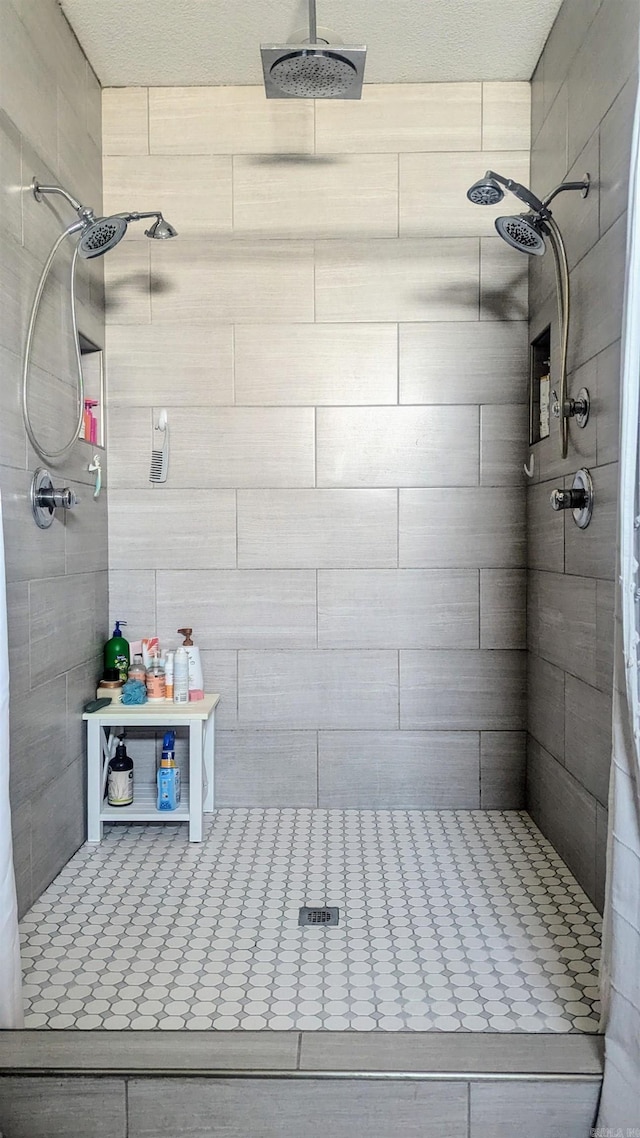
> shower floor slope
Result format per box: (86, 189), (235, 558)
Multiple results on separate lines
(19, 809), (601, 1032)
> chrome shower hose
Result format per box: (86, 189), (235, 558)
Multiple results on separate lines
(21, 226), (84, 461)
(547, 214), (571, 460)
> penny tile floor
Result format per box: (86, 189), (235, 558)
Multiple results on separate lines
(19, 810), (602, 1032)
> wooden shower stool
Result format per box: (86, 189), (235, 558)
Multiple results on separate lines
(83, 694), (220, 843)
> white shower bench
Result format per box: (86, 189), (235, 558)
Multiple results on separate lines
(83, 694), (219, 843)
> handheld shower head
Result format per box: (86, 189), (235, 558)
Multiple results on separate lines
(77, 215), (128, 259)
(495, 213), (546, 256)
(466, 175), (505, 206)
(466, 170), (546, 213)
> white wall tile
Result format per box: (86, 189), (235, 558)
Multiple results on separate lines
(317, 569), (479, 648)
(318, 731), (480, 808)
(482, 83), (531, 150)
(156, 570), (317, 649)
(103, 155), (232, 238)
(238, 650), (398, 729)
(200, 650), (237, 728)
(106, 324), (234, 407)
(102, 88), (149, 155)
(480, 237), (529, 321)
(480, 731), (526, 809)
(480, 404), (529, 485)
(233, 154), (397, 238)
(0, 0), (57, 170)
(480, 569), (527, 649)
(315, 238), (479, 323)
(0, 110), (22, 244)
(108, 570), (157, 642)
(400, 487), (525, 568)
(149, 87), (314, 155)
(399, 321), (527, 405)
(401, 649), (526, 730)
(156, 407), (315, 489)
(316, 406), (479, 488)
(103, 239), (151, 325)
(399, 151), (529, 237)
(150, 237), (314, 324)
(315, 83), (482, 153)
(234, 324), (398, 406)
(107, 406), (154, 488)
(216, 731), (317, 807)
(109, 489), (236, 570)
(237, 490), (397, 568)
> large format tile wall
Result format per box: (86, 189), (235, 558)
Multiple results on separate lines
(0, 0), (106, 916)
(526, 0), (639, 909)
(104, 82), (530, 809)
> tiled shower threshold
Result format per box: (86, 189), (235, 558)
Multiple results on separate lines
(18, 810), (602, 1033)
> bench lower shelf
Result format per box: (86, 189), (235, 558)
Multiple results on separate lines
(99, 784), (191, 822)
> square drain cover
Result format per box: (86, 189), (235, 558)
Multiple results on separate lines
(299, 906), (339, 927)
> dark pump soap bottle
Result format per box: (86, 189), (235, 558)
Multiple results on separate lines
(107, 737), (134, 807)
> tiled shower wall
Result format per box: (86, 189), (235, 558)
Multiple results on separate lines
(104, 82), (530, 809)
(0, 0), (107, 917)
(526, 0), (639, 910)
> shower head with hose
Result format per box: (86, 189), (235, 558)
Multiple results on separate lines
(23, 180), (178, 465)
(32, 180), (178, 259)
(261, 0), (366, 99)
(465, 168), (591, 460)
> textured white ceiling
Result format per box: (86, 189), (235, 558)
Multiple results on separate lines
(60, 0), (562, 87)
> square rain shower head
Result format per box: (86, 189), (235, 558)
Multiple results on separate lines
(260, 44), (366, 99)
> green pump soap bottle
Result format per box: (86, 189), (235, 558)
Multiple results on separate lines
(104, 620), (129, 682)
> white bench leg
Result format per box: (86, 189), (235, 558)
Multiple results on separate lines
(188, 720), (203, 841)
(87, 719), (103, 842)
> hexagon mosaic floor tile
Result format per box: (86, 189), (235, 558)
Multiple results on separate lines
(19, 810), (602, 1032)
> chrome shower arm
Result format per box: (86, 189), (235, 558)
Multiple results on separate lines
(542, 176), (590, 209)
(32, 179), (84, 214)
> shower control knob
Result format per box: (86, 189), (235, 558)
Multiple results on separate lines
(549, 468), (594, 529)
(550, 487), (588, 511)
(551, 387), (590, 426)
(31, 468), (79, 529)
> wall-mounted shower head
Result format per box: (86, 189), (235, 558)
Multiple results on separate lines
(31, 180), (178, 257)
(494, 213), (546, 256)
(466, 174), (505, 206)
(261, 0), (365, 99)
(77, 215), (129, 259)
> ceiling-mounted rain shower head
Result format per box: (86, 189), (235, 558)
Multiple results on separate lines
(495, 214), (546, 256)
(261, 0), (366, 99)
(77, 215), (129, 259)
(466, 175), (505, 206)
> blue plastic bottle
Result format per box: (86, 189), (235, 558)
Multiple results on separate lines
(157, 730), (181, 810)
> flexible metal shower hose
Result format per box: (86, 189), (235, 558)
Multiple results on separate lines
(547, 214), (571, 460)
(21, 227), (85, 461)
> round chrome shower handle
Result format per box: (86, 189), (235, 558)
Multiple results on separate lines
(549, 468), (594, 529)
(31, 468), (78, 529)
(551, 387), (590, 426)
(550, 487), (589, 511)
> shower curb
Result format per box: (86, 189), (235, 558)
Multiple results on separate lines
(0, 1029), (604, 1080)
